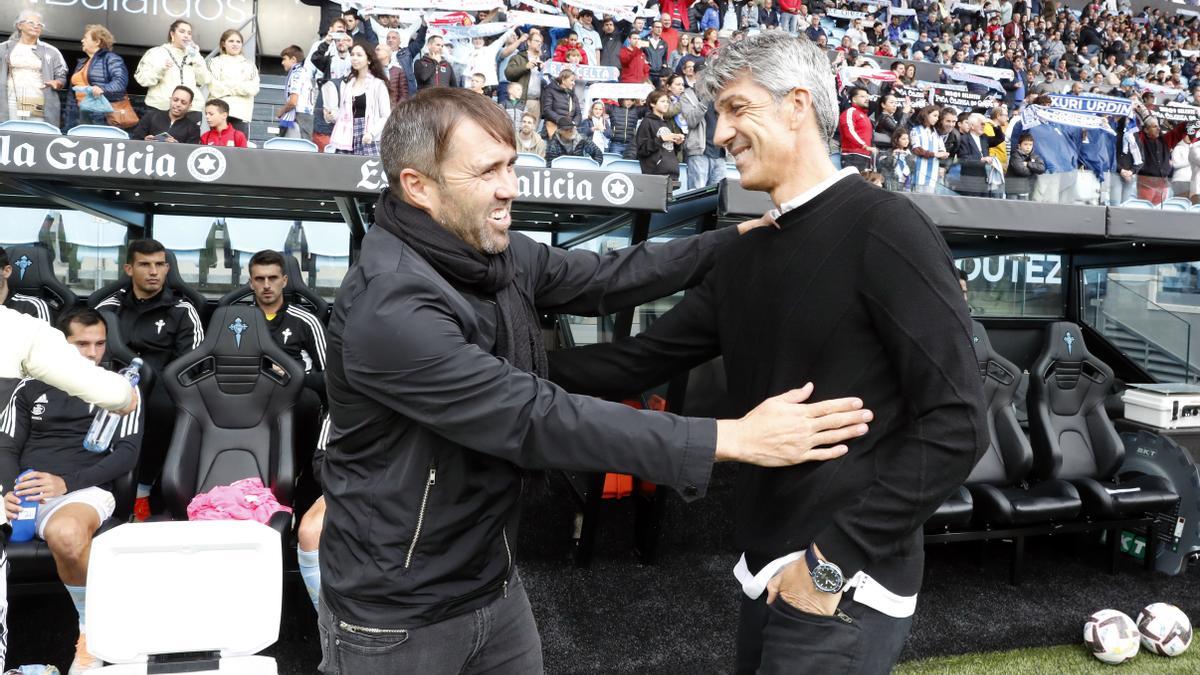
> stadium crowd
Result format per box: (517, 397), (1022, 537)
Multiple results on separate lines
(5, 0), (1200, 198)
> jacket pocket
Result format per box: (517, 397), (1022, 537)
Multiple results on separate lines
(404, 464), (437, 570)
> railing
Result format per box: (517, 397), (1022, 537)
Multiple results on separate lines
(1084, 271), (1196, 382)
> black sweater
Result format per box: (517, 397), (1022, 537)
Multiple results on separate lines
(550, 174), (986, 594)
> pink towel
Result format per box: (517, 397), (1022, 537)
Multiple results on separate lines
(186, 477), (292, 524)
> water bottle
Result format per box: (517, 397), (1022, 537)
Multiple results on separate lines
(83, 358), (142, 454)
(10, 469), (39, 543)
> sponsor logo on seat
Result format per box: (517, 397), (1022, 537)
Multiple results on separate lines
(229, 317), (248, 348)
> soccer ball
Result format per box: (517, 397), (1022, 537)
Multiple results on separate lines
(1138, 603), (1193, 657)
(1084, 609), (1141, 664)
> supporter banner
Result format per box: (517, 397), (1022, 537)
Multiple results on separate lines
(943, 69), (1004, 93)
(952, 63), (1014, 81)
(928, 84), (996, 109)
(360, 0), (504, 10)
(545, 61), (620, 81)
(949, 2), (983, 12)
(559, 0), (637, 21)
(0, 132), (669, 211)
(826, 9), (873, 20)
(586, 82), (654, 101)
(1149, 103), (1200, 125)
(442, 22), (513, 37)
(506, 9), (571, 27)
(1136, 79), (1187, 99)
(890, 7), (917, 16)
(1047, 94), (1134, 117)
(893, 84), (931, 106)
(1022, 105), (1115, 134)
(838, 67), (898, 86)
(516, 0), (564, 14)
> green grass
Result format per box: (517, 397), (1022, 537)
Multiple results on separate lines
(896, 643), (1200, 674)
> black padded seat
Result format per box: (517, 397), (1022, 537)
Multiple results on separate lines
(160, 306), (305, 537)
(4, 244), (77, 320)
(925, 486), (973, 530)
(1028, 322), (1179, 519)
(963, 321), (1081, 528)
(215, 254), (329, 322)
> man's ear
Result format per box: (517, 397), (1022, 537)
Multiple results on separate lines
(788, 87), (812, 131)
(398, 167), (438, 213)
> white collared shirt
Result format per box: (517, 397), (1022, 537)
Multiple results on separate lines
(767, 166), (860, 222)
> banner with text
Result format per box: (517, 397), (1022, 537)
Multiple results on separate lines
(545, 61), (621, 81)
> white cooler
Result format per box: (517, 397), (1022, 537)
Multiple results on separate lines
(87, 520), (282, 674)
(1122, 383), (1200, 430)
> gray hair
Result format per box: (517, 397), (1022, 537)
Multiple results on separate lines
(15, 10), (44, 33)
(697, 32), (838, 143)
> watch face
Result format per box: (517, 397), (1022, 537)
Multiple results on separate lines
(812, 563), (844, 593)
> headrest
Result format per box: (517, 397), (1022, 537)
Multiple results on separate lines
(971, 319), (991, 364)
(4, 245), (76, 310)
(87, 249), (206, 313)
(1042, 321), (1089, 362)
(972, 320), (1017, 387)
(215, 254), (328, 319)
(208, 305), (272, 358)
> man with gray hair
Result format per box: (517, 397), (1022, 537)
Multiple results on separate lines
(550, 32), (985, 672)
(317, 87), (874, 672)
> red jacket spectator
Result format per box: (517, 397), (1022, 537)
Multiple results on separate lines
(838, 103), (873, 158)
(620, 44), (650, 83)
(661, 25), (681, 53)
(554, 39), (590, 64)
(201, 125), (247, 148)
(660, 0), (692, 31)
(778, 0), (801, 15)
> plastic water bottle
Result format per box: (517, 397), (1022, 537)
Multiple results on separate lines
(10, 469), (39, 543)
(82, 358), (142, 454)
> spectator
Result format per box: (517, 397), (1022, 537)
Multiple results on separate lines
(0, 10), (67, 125)
(200, 98), (247, 148)
(1111, 116), (1141, 206)
(598, 17), (623, 69)
(129, 85), (200, 143)
(985, 104), (1010, 168)
(759, 0), (781, 30)
(331, 42), (391, 155)
(1, 307), (144, 674)
(554, 31), (590, 65)
(208, 29), (260, 137)
(877, 128), (914, 191)
(134, 20), (211, 121)
(675, 36), (706, 74)
(415, 35), (458, 90)
(701, 29), (721, 57)
(643, 19), (670, 87)
(382, 28), (418, 97)
(874, 93), (911, 150)
(1135, 116), (1189, 204)
(501, 82), (525, 130)
(574, 10), (601, 65)
(636, 89), (684, 179)
(579, 100), (611, 153)
(700, 0), (723, 32)
(680, 84), (723, 189)
(658, 12), (682, 53)
(777, 0), (801, 34)
(516, 111), (546, 158)
(504, 31), (544, 112)
(1007, 131), (1045, 199)
(546, 117), (604, 163)
(278, 45), (313, 140)
(468, 73), (488, 98)
(910, 104), (949, 194)
(540, 69), (581, 135)
(937, 106), (961, 166)
(742, 1), (761, 31)
(680, 59), (700, 89)
(67, 24), (128, 128)
(608, 97), (643, 157)
(375, 42), (409, 107)
(620, 35), (652, 84)
(341, 8), (378, 47)
(956, 112), (1002, 197)
(839, 86), (875, 171)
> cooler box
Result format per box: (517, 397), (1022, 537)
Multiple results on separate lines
(88, 520), (282, 674)
(1122, 383), (1200, 430)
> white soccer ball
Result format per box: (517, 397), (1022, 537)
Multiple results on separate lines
(1138, 603), (1193, 657)
(1084, 609), (1141, 664)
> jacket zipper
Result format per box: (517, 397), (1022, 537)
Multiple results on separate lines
(502, 526), (513, 598)
(404, 466), (437, 569)
(338, 620), (408, 637)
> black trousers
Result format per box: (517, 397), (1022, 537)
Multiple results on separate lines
(840, 153), (873, 173)
(735, 593), (912, 674)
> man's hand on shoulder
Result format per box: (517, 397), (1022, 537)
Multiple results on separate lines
(714, 383), (871, 467)
(767, 543), (842, 616)
(736, 210), (779, 235)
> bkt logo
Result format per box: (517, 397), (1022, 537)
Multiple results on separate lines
(1136, 447), (1157, 458)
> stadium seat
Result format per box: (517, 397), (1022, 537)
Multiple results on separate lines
(1027, 322), (1179, 519)
(247, 141), (259, 148)
(961, 321), (1082, 529)
(262, 137), (318, 152)
(1162, 197), (1191, 211)
(2, 244), (77, 320)
(6, 312), (142, 582)
(67, 124), (130, 139)
(604, 158), (642, 174)
(602, 153), (623, 166)
(322, 143), (336, 154)
(88, 249), (208, 322)
(726, 163), (740, 179)
(216, 253), (328, 321)
(675, 164), (689, 196)
(1191, 203), (1200, 213)
(516, 152), (546, 167)
(550, 155), (602, 170)
(159, 307), (305, 539)
(1122, 199), (1156, 209)
(0, 119), (61, 135)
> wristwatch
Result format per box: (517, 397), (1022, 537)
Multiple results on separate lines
(804, 546), (845, 594)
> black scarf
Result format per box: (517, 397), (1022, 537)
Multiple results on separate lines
(374, 192), (548, 378)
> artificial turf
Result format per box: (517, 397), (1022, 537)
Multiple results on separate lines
(896, 643), (1199, 674)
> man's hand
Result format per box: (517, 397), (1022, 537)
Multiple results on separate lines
(737, 210), (779, 234)
(15, 471), (67, 502)
(714, 383), (871, 467)
(116, 384), (140, 416)
(4, 493), (19, 522)
(766, 544), (842, 616)
(165, 135), (178, 143)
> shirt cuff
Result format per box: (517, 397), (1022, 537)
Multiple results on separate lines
(675, 417), (716, 502)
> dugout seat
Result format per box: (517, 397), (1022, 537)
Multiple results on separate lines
(3, 244), (77, 321)
(215, 254), (328, 322)
(5, 313), (143, 582)
(87, 249), (209, 323)
(159, 306), (304, 539)
(964, 321), (1082, 528)
(1028, 322), (1179, 518)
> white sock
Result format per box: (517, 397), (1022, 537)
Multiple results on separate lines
(136, 484), (152, 499)
(297, 546), (321, 612)
(66, 584), (87, 632)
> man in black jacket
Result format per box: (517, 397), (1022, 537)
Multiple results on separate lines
(415, 35), (458, 89)
(551, 32), (985, 673)
(318, 87), (873, 672)
(130, 86), (201, 144)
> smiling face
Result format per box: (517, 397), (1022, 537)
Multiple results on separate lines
(426, 119), (519, 254)
(713, 75), (797, 193)
(170, 22), (192, 49)
(168, 88), (192, 117)
(350, 44), (371, 74)
(223, 33), (243, 56)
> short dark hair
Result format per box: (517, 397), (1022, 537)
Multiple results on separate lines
(1017, 132), (1034, 145)
(248, 249), (287, 275)
(167, 20), (191, 41)
(342, 7), (360, 18)
(56, 306), (105, 338)
(848, 86), (867, 99)
(0, 246), (7, 270)
(205, 98), (230, 114)
(281, 44), (304, 62)
(172, 85), (195, 104)
(126, 238), (166, 264)
(646, 88), (670, 108)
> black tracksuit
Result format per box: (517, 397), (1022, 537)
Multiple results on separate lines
(3, 293), (50, 323)
(321, 201), (741, 629)
(93, 284), (204, 375)
(550, 173), (986, 597)
(0, 377), (143, 496)
(262, 301), (327, 395)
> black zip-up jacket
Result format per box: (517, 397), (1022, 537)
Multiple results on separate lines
(321, 206), (739, 629)
(608, 103), (644, 144)
(93, 284), (204, 374)
(0, 376), (143, 496)
(414, 55), (457, 89)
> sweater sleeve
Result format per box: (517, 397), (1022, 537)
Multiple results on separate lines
(134, 47), (166, 87)
(813, 203), (986, 579)
(16, 316), (133, 411)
